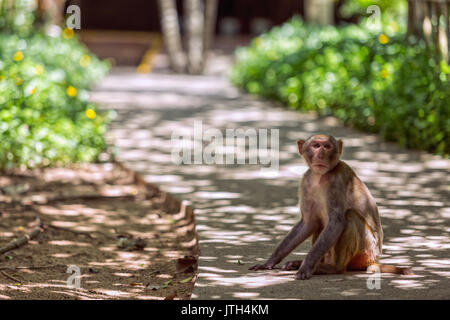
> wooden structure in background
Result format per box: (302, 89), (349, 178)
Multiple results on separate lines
(305, 0), (334, 25)
(67, 0), (305, 34)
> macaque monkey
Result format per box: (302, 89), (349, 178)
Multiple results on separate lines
(249, 134), (412, 280)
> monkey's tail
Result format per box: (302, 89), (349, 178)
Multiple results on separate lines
(368, 264), (413, 275)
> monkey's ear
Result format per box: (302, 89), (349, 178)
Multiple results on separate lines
(297, 140), (305, 155)
(338, 139), (343, 154)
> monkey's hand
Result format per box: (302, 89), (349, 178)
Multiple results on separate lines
(248, 262), (276, 271)
(295, 262), (313, 280)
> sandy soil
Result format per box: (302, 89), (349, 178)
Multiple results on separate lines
(0, 163), (198, 300)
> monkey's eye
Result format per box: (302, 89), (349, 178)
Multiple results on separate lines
(324, 144), (332, 149)
(312, 143), (320, 148)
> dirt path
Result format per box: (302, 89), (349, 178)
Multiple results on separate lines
(0, 163), (198, 299)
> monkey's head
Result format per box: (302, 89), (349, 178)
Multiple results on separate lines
(297, 134), (343, 175)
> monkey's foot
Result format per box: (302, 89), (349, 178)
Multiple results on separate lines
(283, 260), (303, 271)
(296, 265), (313, 280)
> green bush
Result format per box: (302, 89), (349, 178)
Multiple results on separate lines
(0, 31), (111, 169)
(340, 0), (407, 21)
(230, 17), (450, 156)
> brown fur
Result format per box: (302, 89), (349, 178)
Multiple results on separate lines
(249, 134), (413, 279)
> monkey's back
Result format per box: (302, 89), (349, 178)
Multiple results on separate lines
(342, 161), (383, 253)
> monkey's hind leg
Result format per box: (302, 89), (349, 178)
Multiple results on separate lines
(315, 210), (362, 275)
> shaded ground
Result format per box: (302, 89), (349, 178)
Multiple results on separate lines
(90, 47), (450, 299)
(0, 163), (198, 299)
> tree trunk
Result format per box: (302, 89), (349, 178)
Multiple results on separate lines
(35, 0), (65, 29)
(185, 0), (204, 74)
(157, 0), (185, 73)
(304, 0), (334, 25)
(201, 0), (218, 72)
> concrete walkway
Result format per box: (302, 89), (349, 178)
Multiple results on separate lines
(91, 55), (450, 299)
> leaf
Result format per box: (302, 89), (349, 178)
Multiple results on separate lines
(117, 237), (147, 251)
(179, 276), (193, 284)
(130, 282), (143, 287)
(161, 280), (172, 289)
(237, 260), (244, 265)
(164, 292), (177, 300)
(176, 256), (197, 273)
(5, 256), (13, 260)
(146, 285), (160, 291)
(133, 238), (147, 250)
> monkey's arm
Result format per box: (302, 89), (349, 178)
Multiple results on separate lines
(249, 219), (314, 271)
(297, 212), (346, 279)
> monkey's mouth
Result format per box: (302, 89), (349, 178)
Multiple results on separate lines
(313, 164), (328, 169)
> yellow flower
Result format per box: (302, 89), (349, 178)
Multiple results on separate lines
(80, 55), (91, 67)
(380, 69), (389, 78)
(390, 21), (399, 33)
(35, 64), (44, 75)
(254, 37), (263, 47)
(378, 34), (389, 45)
(15, 77), (22, 85)
(66, 86), (77, 97)
(13, 51), (24, 62)
(26, 86), (36, 95)
(63, 28), (74, 39)
(85, 108), (96, 119)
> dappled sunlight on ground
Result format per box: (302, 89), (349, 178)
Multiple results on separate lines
(90, 61), (450, 299)
(0, 164), (198, 299)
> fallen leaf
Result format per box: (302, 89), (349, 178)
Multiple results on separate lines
(2, 184), (30, 196)
(167, 218), (176, 224)
(117, 237), (147, 251)
(161, 280), (172, 289)
(89, 268), (99, 274)
(176, 256), (197, 273)
(5, 256), (13, 260)
(179, 276), (193, 283)
(164, 292), (177, 300)
(117, 237), (132, 249)
(130, 282), (143, 287)
(237, 260), (244, 265)
(146, 285), (160, 291)
(133, 238), (147, 250)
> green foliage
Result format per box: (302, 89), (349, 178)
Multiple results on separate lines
(231, 17), (450, 156)
(340, 0), (407, 21)
(0, 32), (111, 169)
(0, 0), (36, 35)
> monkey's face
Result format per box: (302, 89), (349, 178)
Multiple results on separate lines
(297, 135), (342, 175)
